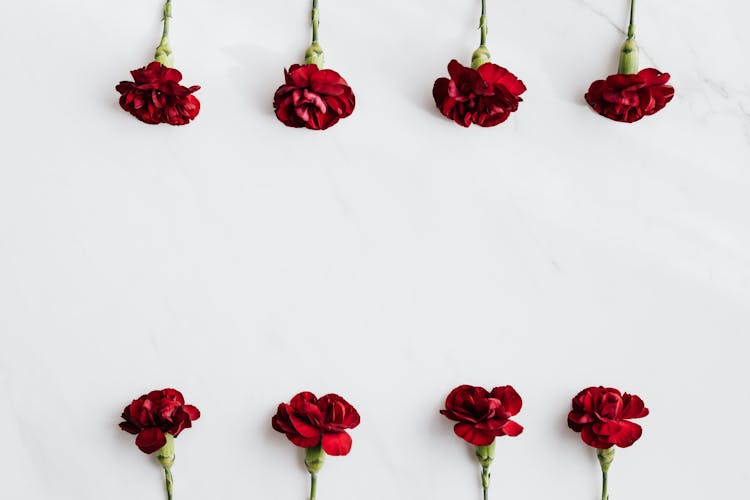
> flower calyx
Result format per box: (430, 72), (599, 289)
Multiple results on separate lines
(475, 441), (496, 469)
(157, 433), (176, 470)
(305, 445), (326, 474)
(304, 42), (325, 68)
(596, 446), (615, 474)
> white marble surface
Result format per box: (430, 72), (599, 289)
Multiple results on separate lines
(1, 0), (749, 499)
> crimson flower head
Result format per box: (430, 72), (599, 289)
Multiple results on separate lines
(274, 64), (355, 130)
(585, 0), (673, 122)
(116, 62), (201, 126)
(585, 69), (674, 123)
(568, 386), (649, 449)
(441, 384), (523, 446)
(119, 388), (200, 454)
(433, 60), (526, 128)
(272, 391), (360, 456)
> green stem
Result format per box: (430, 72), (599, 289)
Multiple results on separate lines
(157, 434), (176, 500)
(627, 0), (635, 39)
(310, 472), (318, 500)
(154, 0), (174, 66)
(311, 0), (320, 44)
(471, 0), (491, 68)
(162, 0), (172, 40)
(164, 467), (174, 500)
(481, 465), (490, 500)
(304, 0), (324, 67)
(479, 0), (487, 46)
(596, 447), (615, 500)
(617, 0), (639, 74)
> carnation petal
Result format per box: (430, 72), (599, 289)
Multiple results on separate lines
(454, 422), (496, 446)
(499, 420), (524, 437)
(289, 413), (322, 438)
(321, 431), (353, 456)
(135, 428), (167, 454)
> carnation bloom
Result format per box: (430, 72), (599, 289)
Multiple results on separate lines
(116, 62), (201, 126)
(272, 391), (360, 456)
(567, 386), (649, 449)
(272, 390), (360, 500)
(585, 68), (674, 123)
(119, 387), (200, 453)
(119, 387), (200, 500)
(568, 385), (649, 500)
(440, 384), (523, 446)
(585, 0), (673, 122)
(433, 60), (526, 127)
(273, 64), (355, 130)
(441, 384), (523, 500)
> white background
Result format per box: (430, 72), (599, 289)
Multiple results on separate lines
(1, 0), (749, 499)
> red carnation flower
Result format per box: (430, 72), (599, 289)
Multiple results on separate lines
(585, 68), (674, 123)
(433, 60), (526, 128)
(273, 64), (355, 130)
(116, 62), (201, 126)
(272, 391), (360, 456)
(568, 386), (649, 449)
(441, 384), (523, 500)
(441, 384), (523, 446)
(119, 388), (201, 454)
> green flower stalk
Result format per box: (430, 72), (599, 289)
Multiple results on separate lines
(157, 434), (176, 500)
(305, 445), (326, 500)
(471, 0), (491, 69)
(617, 0), (639, 74)
(304, 0), (325, 68)
(596, 447), (615, 500)
(475, 441), (496, 500)
(154, 0), (174, 67)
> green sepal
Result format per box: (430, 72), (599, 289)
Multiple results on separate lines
(475, 441), (496, 468)
(157, 433), (176, 470)
(471, 45), (491, 69)
(596, 446), (616, 474)
(304, 42), (325, 68)
(154, 36), (174, 68)
(617, 38), (639, 75)
(305, 445), (326, 474)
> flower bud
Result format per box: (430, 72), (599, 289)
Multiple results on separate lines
(596, 446), (615, 474)
(471, 46), (491, 70)
(305, 445), (326, 474)
(154, 36), (174, 68)
(304, 42), (325, 68)
(157, 433), (176, 469)
(617, 37), (639, 75)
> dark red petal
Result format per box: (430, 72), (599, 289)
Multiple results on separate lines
(447, 60), (470, 83)
(454, 423), (496, 446)
(287, 433), (321, 448)
(286, 64), (319, 87)
(477, 63), (526, 96)
(289, 413), (322, 438)
(580, 425), (612, 449)
(290, 392), (318, 407)
(490, 386), (523, 416)
(321, 431), (352, 456)
(499, 420), (523, 437)
(611, 421), (643, 447)
(272, 405), (295, 434)
(310, 69), (349, 95)
(183, 404), (201, 420)
(638, 68), (670, 86)
(119, 421), (140, 435)
(135, 428), (167, 454)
